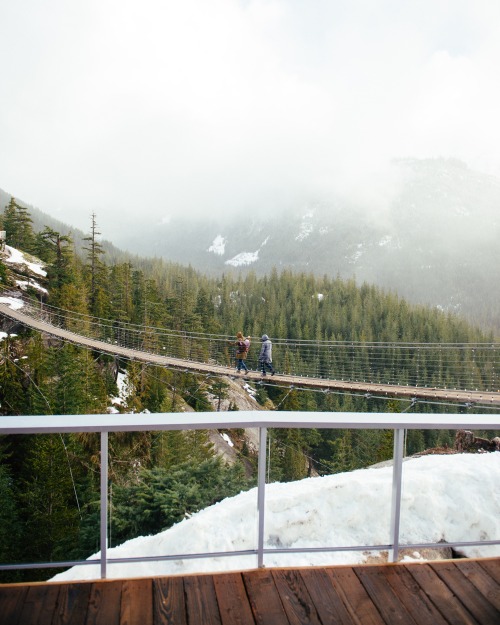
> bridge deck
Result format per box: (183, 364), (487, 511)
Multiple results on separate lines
(1, 302), (499, 406)
(1, 559), (499, 624)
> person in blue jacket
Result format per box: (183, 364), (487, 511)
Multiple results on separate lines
(258, 334), (275, 376)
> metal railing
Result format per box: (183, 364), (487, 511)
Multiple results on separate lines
(2, 289), (500, 389)
(0, 411), (499, 579)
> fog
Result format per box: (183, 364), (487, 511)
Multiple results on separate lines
(1, 0), (500, 233)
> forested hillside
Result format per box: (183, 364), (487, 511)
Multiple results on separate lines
(0, 198), (497, 581)
(108, 159), (500, 334)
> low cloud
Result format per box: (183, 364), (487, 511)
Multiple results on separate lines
(1, 0), (500, 232)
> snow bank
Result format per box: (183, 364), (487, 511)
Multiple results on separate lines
(51, 452), (500, 581)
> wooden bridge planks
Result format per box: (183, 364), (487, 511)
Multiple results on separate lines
(2, 302), (500, 406)
(0, 559), (499, 624)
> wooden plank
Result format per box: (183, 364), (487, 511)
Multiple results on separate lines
(325, 567), (385, 625)
(430, 561), (500, 624)
(271, 569), (322, 625)
(477, 559), (500, 584)
(455, 560), (500, 611)
(242, 569), (290, 625)
(52, 582), (92, 625)
(37, 583), (62, 625)
(184, 574), (222, 625)
(300, 568), (358, 625)
(120, 578), (153, 625)
(16, 583), (60, 625)
(382, 565), (448, 625)
(0, 585), (29, 625)
(213, 572), (256, 625)
(406, 563), (480, 625)
(153, 576), (187, 625)
(85, 580), (122, 625)
(354, 566), (418, 625)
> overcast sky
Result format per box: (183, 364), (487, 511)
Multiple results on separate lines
(1, 0), (500, 232)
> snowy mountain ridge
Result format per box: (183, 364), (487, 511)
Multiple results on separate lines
(111, 158), (500, 332)
(2, 157), (499, 332)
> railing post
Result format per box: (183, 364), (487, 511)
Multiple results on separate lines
(257, 427), (268, 568)
(100, 431), (109, 579)
(389, 428), (405, 563)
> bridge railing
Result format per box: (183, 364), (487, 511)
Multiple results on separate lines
(2, 290), (500, 391)
(0, 411), (498, 580)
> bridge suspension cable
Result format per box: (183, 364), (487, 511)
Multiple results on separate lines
(1, 289), (500, 405)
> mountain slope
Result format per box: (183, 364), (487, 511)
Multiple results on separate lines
(2, 158), (499, 332)
(111, 158), (500, 332)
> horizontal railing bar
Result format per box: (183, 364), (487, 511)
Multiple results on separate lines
(264, 539), (500, 555)
(4, 536), (498, 573)
(1, 411), (499, 434)
(0, 560), (104, 571)
(397, 539), (500, 549)
(98, 550), (258, 565)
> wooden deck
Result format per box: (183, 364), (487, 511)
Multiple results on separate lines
(0, 559), (499, 624)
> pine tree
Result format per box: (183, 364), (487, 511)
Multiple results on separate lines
(328, 430), (356, 474)
(2, 197), (36, 253)
(36, 227), (74, 302)
(83, 213), (109, 318)
(18, 435), (80, 566)
(110, 457), (248, 545)
(0, 335), (29, 415)
(0, 440), (21, 580)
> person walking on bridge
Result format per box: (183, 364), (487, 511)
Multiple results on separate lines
(258, 334), (275, 376)
(231, 331), (250, 373)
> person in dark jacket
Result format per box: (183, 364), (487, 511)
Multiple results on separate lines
(258, 334), (275, 376)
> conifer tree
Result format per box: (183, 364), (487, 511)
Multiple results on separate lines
(110, 456), (248, 544)
(36, 227), (74, 301)
(0, 441), (20, 579)
(2, 197), (36, 253)
(0, 336), (29, 415)
(18, 434), (80, 567)
(83, 213), (109, 318)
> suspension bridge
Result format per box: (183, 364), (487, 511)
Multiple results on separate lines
(1, 292), (500, 407)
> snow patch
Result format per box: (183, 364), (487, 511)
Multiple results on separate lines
(208, 235), (226, 256)
(4, 245), (47, 276)
(225, 236), (270, 267)
(296, 213), (314, 242)
(16, 279), (48, 294)
(347, 244), (364, 263)
(226, 251), (259, 267)
(221, 433), (234, 447)
(0, 296), (24, 310)
(0, 331), (17, 342)
(243, 382), (257, 400)
(109, 371), (129, 411)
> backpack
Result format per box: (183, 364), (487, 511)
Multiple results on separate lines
(236, 340), (246, 355)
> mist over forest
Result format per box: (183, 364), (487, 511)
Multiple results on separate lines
(2, 157), (498, 335)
